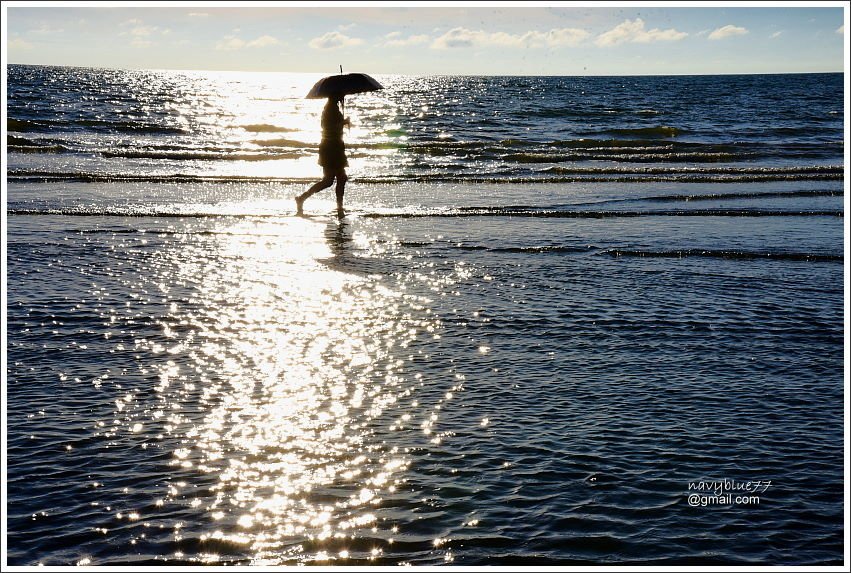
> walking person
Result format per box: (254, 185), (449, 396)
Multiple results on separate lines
(296, 95), (350, 216)
(299, 69), (383, 216)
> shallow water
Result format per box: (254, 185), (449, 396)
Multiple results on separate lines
(7, 201), (845, 565)
(5, 66), (846, 565)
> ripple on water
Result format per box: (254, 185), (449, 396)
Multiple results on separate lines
(6, 208), (845, 565)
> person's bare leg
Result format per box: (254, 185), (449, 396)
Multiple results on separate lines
(335, 170), (348, 215)
(296, 175), (334, 215)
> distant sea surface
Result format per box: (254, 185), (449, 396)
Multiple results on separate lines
(6, 65), (845, 565)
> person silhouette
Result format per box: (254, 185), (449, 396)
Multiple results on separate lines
(296, 95), (350, 216)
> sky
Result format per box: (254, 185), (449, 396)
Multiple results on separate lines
(4, 3), (848, 76)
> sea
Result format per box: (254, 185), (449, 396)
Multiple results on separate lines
(5, 65), (846, 566)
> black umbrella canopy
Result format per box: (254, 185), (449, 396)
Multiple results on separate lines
(306, 73), (383, 99)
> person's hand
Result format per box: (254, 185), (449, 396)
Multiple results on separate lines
(343, 118), (351, 127)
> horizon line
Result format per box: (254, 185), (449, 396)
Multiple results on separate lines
(6, 62), (845, 77)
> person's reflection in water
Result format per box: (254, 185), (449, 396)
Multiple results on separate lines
(322, 219), (388, 278)
(321, 218), (358, 275)
(326, 218), (352, 256)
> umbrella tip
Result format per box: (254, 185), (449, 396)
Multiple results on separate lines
(340, 65), (343, 74)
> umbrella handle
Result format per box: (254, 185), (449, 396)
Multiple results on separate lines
(335, 64), (348, 128)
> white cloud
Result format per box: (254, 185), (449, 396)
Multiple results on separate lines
(708, 24), (749, 40)
(431, 27), (589, 50)
(308, 31), (364, 50)
(129, 26), (157, 37)
(431, 28), (478, 48)
(188, 12), (209, 18)
(384, 32), (430, 47)
(770, 31), (783, 39)
(247, 35), (280, 48)
(217, 36), (246, 50)
(216, 34), (281, 51)
(8, 36), (33, 50)
(29, 24), (64, 35)
(119, 23), (171, 47)
(837, 25), (845, 34)
(524, 28), (591, 48)
(595, 18), (687, 47)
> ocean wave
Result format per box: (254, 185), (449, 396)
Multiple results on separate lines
(406, 241), (841, 261)
(523, 107), (625, 119)
(545, 138), (686, 149)
(240, 124), (297, 133)
(252, 138), (316, 148)
(566, 188), (844, 207)
(100, 150), (304, 161)
(542, 165), (843, 175)
(74, 119), (186, 134)
(491, 245), (595, 254)
(7, 117), (187, 135)
(403, 139), (839, 163)
(417, 138), (684, 150)
(7, 135), (72, 154)
(636, 189), (843, 203)
(740, 125), (841, 137)
(8, 119), (50, 132)
(505, 152), (745, 163)
(7, 208), (266, 218)
(588, 126), (683, 138)
(520, 106), (665, 120)
(501, 151), (841, 163)
(424, 173), (846, 184)
(7, 142), (835, 166)
(248, 138), (409, 151)
(5, 171), (309, 184)
(8, 135), (64, 146)
(362, 208), (842, 219)
(7, 144), (71, 154)
(600, 249), (842, 262)
(8, 206), (843, 219)
(6, 169), (844, 185)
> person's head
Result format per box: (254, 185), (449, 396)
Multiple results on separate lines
(330, 94), (344, 106)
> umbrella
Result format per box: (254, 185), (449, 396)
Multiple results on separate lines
(306, 70), (383, 99)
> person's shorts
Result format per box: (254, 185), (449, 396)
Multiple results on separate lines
(318, 139), (348, 171)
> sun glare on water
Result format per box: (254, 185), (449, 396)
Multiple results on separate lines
(148, 70), (404, 182)
(134, 215), (438, 564)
